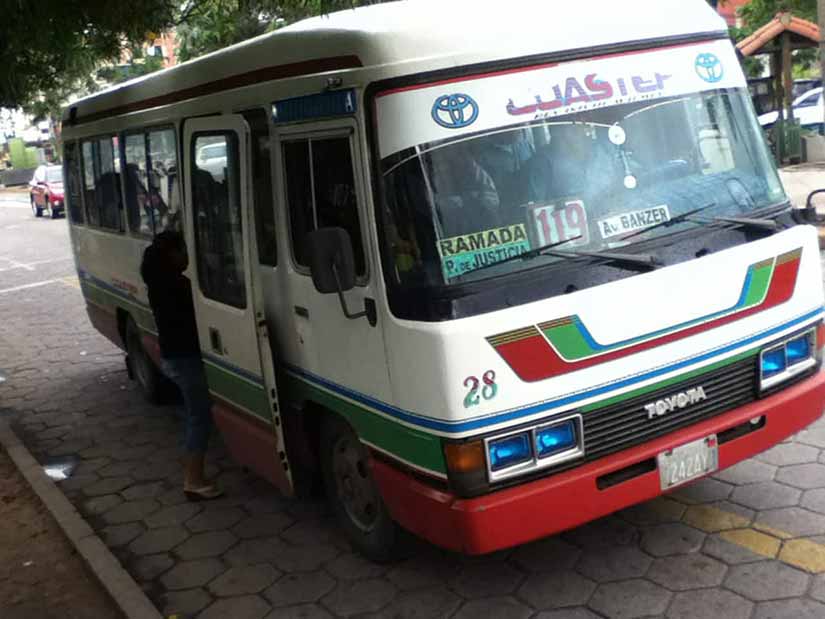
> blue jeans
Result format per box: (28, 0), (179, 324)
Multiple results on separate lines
(161, 356), (213, 453)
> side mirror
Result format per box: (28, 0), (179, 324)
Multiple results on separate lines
(804, 189), (825, 224)
(306, 227), (356, 294)
(306, 227), (367, 322)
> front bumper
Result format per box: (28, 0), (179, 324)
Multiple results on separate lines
(372, 370), (825, 555)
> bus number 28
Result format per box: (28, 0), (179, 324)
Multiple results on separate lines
(464, 371), (498, 408)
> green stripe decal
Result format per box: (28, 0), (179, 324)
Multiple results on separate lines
(285, 372), (448, 476)
(203, 360), (270, 422)
(80, 280), (156, 333)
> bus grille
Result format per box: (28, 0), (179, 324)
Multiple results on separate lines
(583, 357), (758, 461)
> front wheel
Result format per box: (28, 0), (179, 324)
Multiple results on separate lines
(125, 318), (164, 404)
(31, 196), (42, 217)
(320, 415), (400, 562)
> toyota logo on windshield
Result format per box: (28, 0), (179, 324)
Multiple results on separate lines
(695, 53), (724, 83)
(432, 93), (479, 129)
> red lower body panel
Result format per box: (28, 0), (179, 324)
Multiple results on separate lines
(373, 370), (825, 555)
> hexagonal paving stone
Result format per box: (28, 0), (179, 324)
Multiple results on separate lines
(264, 572), (335, 607)
(510, 537), (581, 573)
(671, 478), (734, 504)
(588, 579), (672, 619)
(82, 476), (133, 497)
(562, 516), (639, 549)
(518, 570), (596, 609)
(280, 519), (339, 546)
(144, 502), (202, 528)
(640, 523), (706, 557)
(160, 558), (225, 590)
(97, 461), (136, 478)
(321, 579), (397, 617)
(775, 463), (825, 490)
(451, 597), (534, 619)
(795, 426), (825, 449)
(160, 588), (212, 617)
(801, 489), (825, 515)
(386, 554), (460, 591)
(101, 498), (160, 524)
(534, 610), (602, 619)
(360, 587), (461, 619)
(269, 543), (338, 572)
(129, 526), (190, 556)
(130, 553), (174, 582)
(730, 481), (802, 511)
(121, 481), (166, 501)
(232, 513), (294, 539)
(100, 522), (144, 547)
(647, 554), (727, 590)
(174, 530), (237, 560)
(755, 507), (825, 537)
(757, 442), (820, 466)
(224, 537), (286, 567)
(81, 493), (123, 516)
(199, 595), (271, 619)
(451, 562), (524, 599)
(325, 553), (387, 581)
(702, 534), (769, 565)
(667, 589), (753, 619)
(185, 506), (245, 532)
(575, 545), (652, 582)
(208, 564), (280, 597)
(753, 598), (825, 619)
(714, 459), (777, 485)
(263, 605), (333, 619)
(725, 561), (810, 601)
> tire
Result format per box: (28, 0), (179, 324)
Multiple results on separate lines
(125, 317), (164, 404)
(320, 415), (400, 562)
(31, 196), (42, 217)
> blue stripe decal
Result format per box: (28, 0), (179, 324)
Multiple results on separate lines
(78, 269), (151, 310)
(287, 307), (825, 435)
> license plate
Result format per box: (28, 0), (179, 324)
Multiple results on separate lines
(657, 435), (718, 490)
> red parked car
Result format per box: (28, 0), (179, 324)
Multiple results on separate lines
(29, 165), (64, 218)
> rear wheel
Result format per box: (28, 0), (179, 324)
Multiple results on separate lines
(320, 415), (400, 562)
(125, 318), (164, 404)
(31, 196), (42, 217)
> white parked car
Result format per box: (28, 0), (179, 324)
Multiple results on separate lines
(758, 87), (824, 130)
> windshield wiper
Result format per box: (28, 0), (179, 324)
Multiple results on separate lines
(693, 215), (780, 232)
(453, 235), (583, 279)
(620, 202), (717, 241)
(545, 248), (661, 272)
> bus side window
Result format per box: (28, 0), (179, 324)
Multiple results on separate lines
(191, 133), (247, 309)
(81, 141), (99, 226)
(148, 128), (181, 233)
(241, 109), (277, 267)
(283, 135), (366, 277)
(124, 133), (152, 236)
(96, 137), (123, 232)
(64, 141), (84, 224)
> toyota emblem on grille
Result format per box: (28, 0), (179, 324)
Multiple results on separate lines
(645, 386), (708, 420)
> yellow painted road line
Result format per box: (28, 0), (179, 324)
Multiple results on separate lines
(669, 496), (825, 572)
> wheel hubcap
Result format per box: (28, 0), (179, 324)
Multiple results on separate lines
(332, 436), (380, 532)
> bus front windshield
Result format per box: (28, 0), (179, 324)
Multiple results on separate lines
(380, 89), (784, 287)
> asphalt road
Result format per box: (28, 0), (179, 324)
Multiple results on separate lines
(4, 192), (825, 619)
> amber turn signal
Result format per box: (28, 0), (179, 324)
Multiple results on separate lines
(444, 440), (485, 474)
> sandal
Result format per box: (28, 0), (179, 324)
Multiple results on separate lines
(184, 484), (224, 501)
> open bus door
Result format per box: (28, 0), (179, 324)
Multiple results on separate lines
(182, 115), (292, 496)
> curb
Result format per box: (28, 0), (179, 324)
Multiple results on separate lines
(0, 421), (162, 619)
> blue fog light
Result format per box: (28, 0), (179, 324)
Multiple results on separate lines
(535, 421), (577, 458)
(488, 433), (532, 471)
(761, 346), (786, 378)
(786, 335), (811, 366)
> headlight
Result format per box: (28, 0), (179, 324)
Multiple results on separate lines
(760, 327), (817, 390)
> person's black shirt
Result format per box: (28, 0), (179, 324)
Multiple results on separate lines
(141, 245), (200, 359)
